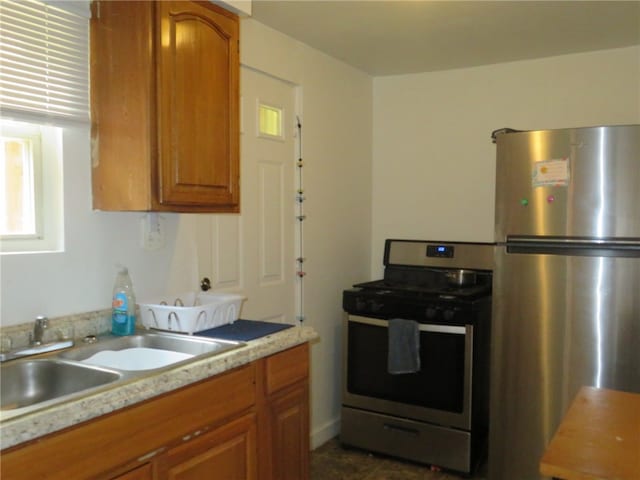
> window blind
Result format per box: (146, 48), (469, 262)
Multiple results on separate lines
(0, 0), (89, 124)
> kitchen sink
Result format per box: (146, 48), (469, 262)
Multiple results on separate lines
(58, 332), (243, 370)
(1, 331), (245, 416)
(1, 359), (122, 410)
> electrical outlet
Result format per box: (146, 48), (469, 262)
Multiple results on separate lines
(140, 213), (165, 251)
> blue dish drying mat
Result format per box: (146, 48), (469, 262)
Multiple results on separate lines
(196, 319), (293, 341)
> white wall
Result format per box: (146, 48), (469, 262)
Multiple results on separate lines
(240, 19), (373, 447)
(0, 126), (200, 325)
(371, 46), (640, 276)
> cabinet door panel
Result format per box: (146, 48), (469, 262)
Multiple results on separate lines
(269, 385), (310, 480)
(159, 413), (257, 480)
(157, 1), (239, 208)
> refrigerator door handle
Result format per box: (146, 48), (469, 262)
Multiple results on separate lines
(505, 237), (640, 257)
(490, 127), (524, 143)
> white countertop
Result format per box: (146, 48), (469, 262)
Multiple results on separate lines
(0, 325), (318, 450)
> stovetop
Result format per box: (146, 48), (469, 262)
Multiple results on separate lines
(342, 284), (491, 324)
(353, 278), (491, 300)
(343, 240), (494, 322)
(352, 263), (493, 301)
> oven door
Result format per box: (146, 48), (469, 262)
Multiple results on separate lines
(343, 314), (473, 430)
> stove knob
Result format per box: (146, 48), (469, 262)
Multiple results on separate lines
(443, 309), (456, 321)
(355, 298), (367, 311)
(425, 306), (438, 319)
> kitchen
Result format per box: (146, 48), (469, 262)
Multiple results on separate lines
(1, 1), (639, 479)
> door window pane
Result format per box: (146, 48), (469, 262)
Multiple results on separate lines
(258, 103), (283, 139)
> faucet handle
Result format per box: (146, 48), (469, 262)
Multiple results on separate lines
(31, 315), (49, 345)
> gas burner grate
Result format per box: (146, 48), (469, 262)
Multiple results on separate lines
(353, 278), (491, 300)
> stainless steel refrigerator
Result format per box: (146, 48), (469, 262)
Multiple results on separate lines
(489, 125), (640, 480)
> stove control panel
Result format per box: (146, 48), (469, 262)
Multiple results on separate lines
(427, 244), (454, 258)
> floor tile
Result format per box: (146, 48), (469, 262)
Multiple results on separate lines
(311, 437), (486, 480)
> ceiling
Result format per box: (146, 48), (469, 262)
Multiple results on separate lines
(250, 1), (640, 76)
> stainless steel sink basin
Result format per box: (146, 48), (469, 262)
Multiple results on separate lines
(59, 332), (243, 369)
(1, 359), (122, 410)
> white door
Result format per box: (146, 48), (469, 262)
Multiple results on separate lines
(196, 67), (297, 324)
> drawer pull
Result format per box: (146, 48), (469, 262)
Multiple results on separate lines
(383, 423), (419, 436)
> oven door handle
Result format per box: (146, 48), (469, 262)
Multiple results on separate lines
(348, 315), (466, 335)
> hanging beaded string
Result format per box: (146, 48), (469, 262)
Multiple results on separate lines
(295, 116), (306, 324)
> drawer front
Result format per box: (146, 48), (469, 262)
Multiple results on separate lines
(341, 406), (472, 473)
(266, 343), (309, 395)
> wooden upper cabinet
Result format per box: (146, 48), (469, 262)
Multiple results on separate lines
(91, 1), (240, 213)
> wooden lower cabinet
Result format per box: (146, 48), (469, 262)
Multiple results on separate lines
(259, 343), (310, 480)
(1, 343), (310, 480)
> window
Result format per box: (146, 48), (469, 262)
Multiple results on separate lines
(1, 122), (41, 237)
(1, 120), (63, 253)
(258, 102), (284, 139)
(0, 0), (88, 253)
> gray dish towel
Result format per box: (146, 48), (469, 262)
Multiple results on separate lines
(387, 318), (421, 374)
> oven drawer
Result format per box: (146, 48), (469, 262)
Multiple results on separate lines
(341, 406), (473, 473)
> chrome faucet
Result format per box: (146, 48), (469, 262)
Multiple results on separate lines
(31, 316), (49, 345)
(0, 315), (74, 362)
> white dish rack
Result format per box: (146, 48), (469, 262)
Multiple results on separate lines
(138, 292), (245, 335)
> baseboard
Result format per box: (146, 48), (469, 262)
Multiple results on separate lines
(310, 417), (341, 450)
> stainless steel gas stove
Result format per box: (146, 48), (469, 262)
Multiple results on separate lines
(341, 239), (494, 475)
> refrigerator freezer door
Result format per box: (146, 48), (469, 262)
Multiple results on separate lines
(495, 125), (640, 241)
(489, 247), (640, 480)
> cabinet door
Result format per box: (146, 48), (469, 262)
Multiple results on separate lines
(157, 413), (257, 480)
(268, 384), (310, 480)
(156, 1), (240, 210)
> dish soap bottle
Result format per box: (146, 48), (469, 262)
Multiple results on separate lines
(112, 266), (136, 336)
